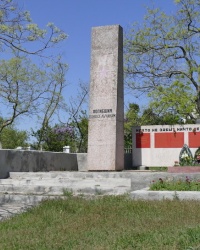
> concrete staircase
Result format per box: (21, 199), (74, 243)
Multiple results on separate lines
(0, 171), (133, 220)
(1, 171), (200, 220)
(0, 172), (132, 206)
(2, 171), (200, 206)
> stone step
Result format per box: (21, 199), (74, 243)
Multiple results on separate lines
(9, 171), (200, 193)
(0, 184), (67, 195)
(9, 172), (81, 179)
(0, 193), (60, 205)
(7, 171), (169, 191)
(0, 202), (35, 221)
(9, 171), (156, 180)
(0, 178), (131, 196)
(9, 171), (131, 179)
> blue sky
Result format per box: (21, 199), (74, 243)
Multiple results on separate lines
(15, 0), (177, 133)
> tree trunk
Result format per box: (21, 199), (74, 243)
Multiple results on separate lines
(197, 86), (200, 117)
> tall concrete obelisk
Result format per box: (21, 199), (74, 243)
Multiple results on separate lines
(87, 25), (124, 171)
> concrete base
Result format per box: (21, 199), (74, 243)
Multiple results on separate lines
(130, 188), (200, 200)
(2, 171), (200, 221)
(0, 202), (35, 221)
(10, 171), (200, 191)
(0, 171), (200, 207)
(0, 178), (131, 196)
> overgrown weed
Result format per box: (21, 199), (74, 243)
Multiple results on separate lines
(150, 176), (200, 191)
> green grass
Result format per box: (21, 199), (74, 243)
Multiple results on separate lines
(148, 167), (168, 171)
(150, 176), (200, 191)
(1, 196), (200, 249)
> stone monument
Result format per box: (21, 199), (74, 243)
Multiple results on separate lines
(87, 25), (124, 171)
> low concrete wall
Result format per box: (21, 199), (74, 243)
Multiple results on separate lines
(0, 150), (88, 178)
(0, 150), (132, 178)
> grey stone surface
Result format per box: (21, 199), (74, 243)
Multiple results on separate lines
(0, 150), (82, 178)
(0, 203), (34, 221)
(0, 178), (131, 195)
(0, 150), (133, 176)
(9, 171), (200, 191)
(1, 171), (200, 221)
(87, 25), (124, 171)
(0, 194), (62, 207)
(130, 188), (200, 200)
(0, 171), (133, 220)
(0, 149), (132, 176)
(77, 153), (87, 171)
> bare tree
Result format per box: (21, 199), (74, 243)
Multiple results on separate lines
(0, 0), (68, 145)
(0, 55), (68, 143)
(59, 81), (89, 152)
(33, 57), (68, 149)
(0, 0), (67, 55)
(0, 56), (45, 134)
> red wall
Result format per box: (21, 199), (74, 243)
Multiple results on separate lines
(136, 133), (150, 148)
(136, 132), (185, 148)
(154, 133), (184, 148)
(189, 132), (200, 148)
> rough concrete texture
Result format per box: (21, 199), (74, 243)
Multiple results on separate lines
(8, 171), (200, 190)
(77, 153), (88, 171)
(0, 150), (134, 177)
(1, 171), (200, 220)
(88, 25), (124, 171)
(0, 150), (84, 178)
(130, 188), (200, 200)
(0, 203), (34, 221)
(0, 178), (131, 196)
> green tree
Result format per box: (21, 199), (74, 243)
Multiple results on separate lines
(124, 103), (140, 147)
(32, 81), (89, 153)
(0, 118), (28, 149)
(32, 117), (88, 153)
(70, 111), (88, 153)
(1, 128), (28, 149)
(124, 0), (200, 118)
(32, 124), (75, 152)
(148, 81), (196, 123)
(140, 108), (180, 125)
(124, 103), (182, 147)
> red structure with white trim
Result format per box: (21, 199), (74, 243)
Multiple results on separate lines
(132, 125), (200, 167)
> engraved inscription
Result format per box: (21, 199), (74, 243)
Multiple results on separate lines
(89, 108), (115, 119)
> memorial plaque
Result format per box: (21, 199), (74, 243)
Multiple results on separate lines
(87, 25), (124, 171)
